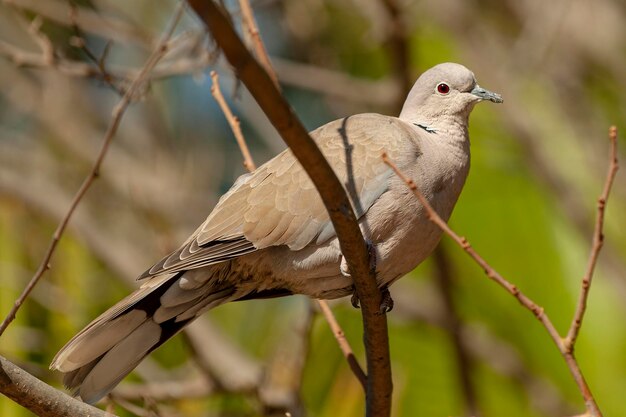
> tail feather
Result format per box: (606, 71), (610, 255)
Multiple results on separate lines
(78, 319), (162, 404)
(51, 270), (235, 404)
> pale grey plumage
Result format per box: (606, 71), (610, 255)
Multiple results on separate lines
(51, 62), (502, 403)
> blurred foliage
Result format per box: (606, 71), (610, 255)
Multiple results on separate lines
(0, 0), (625, 416)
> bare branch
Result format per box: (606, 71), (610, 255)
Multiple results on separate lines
(3, 0), (150, 44)
(0, 1), (185, 337)
(187, 2), (391, 416)
(210, 70), (257, 172)
(114, 377), (213, 401)
(238, 0), (279, 88)
(565, 126), (619, 350)
(271, 57), (400, 107)
(382, 151), (605, 417)
(25, 14), (54, 65)
(317, 300), (367, 389)
(0, 355), (116, 417)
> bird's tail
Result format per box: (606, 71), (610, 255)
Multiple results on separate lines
(50, 271), (235, 404)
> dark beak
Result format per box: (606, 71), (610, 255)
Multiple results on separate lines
(471, 85), (503, 103)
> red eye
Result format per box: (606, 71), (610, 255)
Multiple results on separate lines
(437, 83), (450, 94)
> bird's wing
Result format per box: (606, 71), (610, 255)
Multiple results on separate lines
(140, 114), (418, 279)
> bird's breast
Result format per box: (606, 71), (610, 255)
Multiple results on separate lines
(366, 151), (469, 286)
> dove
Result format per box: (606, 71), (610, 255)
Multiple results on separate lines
(51, 62), (502, 403)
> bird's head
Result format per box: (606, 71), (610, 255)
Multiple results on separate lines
(399, 63), (502, 124)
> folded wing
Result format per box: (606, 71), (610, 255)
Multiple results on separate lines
(140, 114), (417, 279)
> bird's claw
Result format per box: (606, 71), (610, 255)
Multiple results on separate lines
(346, 239), (380, 311)
(350, 291), (360, 309)
(367, 241), (377, 274)
(349, 286), (393, 314)
(378, 287), (394, 314)
(340, 240), (378, 278)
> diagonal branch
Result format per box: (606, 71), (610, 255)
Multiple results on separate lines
(0, 2), (185, 336)
(382, 143), (613, 417)
(210, 69), (367, 391)
(188, 2), (392, 416)
(565, 126), (619, 350)
(238, 0), (279, 88)
(317, 300), (368, 389)
(210, 70), (257, 172)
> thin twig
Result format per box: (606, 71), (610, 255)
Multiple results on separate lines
(4, 0), (151, 45)
(211, 68), (366, 390)
(69, 3), (124, 94)
(382, 151), (607, 417)
(317, 300), (368, 389)
(238, 0), (279, 88)
(26, 15), (55, 65)
(210, 70), (257, 172)
(0, 1), (186, 337)
(565, 126), (619, 350)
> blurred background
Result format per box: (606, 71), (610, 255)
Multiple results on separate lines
(0, 0), (625, 416)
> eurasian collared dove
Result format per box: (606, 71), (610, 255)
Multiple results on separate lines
(51, 62), (502, 403)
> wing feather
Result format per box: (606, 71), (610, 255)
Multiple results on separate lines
(139, 114), (419, 279)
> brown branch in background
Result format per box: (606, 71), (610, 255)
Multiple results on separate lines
(317, 300), (368, 390)
(68, 3), (125, 95)
(210, 68), (367, 391)
(0, 37), (397, 107)
(565, 126), (619, 350)
(238, 0), (279, 88)
(382, 146), (612, 417)
(188, 3), (391, 416)
(0, 355), (117, 417)
(4, 0), (151, 44)
(114, 377), (212, 402)
(379, 0), (412, 112)
(210, 70), (257, 172)
(0, 1), (185, 335)
(432, 248), (479, 416)
(24, 15), (54, 64)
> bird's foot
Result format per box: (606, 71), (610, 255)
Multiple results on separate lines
(344, 240), (380, 311)
(349, 286), (394, 314)
(350, 290), (360, 309)
(340, 240), (377, 277)
(366, 241), (377, 274)
(378, 287), (394, 314)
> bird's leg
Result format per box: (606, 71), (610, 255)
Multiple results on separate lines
(346, 240), (380, 310)
(378, 286), (394, 314)
(350, 286), (394, 314)
(366, 240), (377, 274)
(350, 290), (361, 309)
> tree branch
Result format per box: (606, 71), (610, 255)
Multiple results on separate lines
(187, 2), (392, 416)
(238, 0), (278, 88)
(565, 126), (619, 350)
(210, 67), (367, 392)
(0, 355), (117, 417)
(382, 141), (615, 417)
(317, 300), (368, 390)
(0, 0), (185, 338)
(210, 70), (257, 172)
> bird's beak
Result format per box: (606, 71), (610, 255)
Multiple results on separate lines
(471, 85), (503, 103)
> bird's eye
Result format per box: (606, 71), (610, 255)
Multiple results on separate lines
(437, 83), (450, 94)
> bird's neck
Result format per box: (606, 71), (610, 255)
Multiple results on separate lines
(411, 113), (471, 156)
